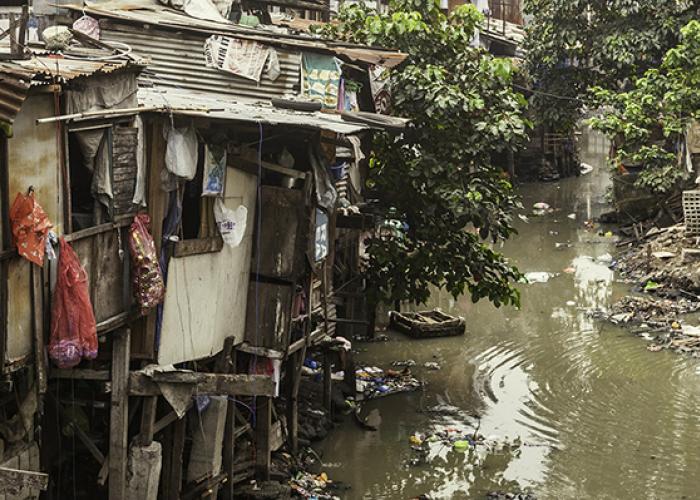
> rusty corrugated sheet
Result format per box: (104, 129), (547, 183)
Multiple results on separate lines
(0, 64), (33, 124)
(0, 57), (134, 124)
(101, 23), (301, 101)
(15, 57), (132, 83)
(67, 3), (407, 68)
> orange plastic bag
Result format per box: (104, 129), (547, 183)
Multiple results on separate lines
(49, 238), (98, 369)
(9, 190), (52, 266)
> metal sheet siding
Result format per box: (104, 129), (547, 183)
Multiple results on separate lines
(101, 24), (302, 101)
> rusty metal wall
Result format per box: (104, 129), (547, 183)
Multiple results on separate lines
(5, 94), (63, 367)
(101, 23), (302, 101)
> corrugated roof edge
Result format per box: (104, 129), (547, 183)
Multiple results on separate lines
(0, 56), (140, 124)
(62, 4), (408, 69)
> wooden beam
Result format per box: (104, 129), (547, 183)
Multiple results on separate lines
(50, 369), (110, 381)
(163, 414), (186, 500)
(234, 149), (307, 180)
(284, 352), (299, 454)
(323, 350), (332, 414)
(109, 329), (130, 500)
(69, 422), (105, 465)
(30, 265), (47, 395)
(128, 372), (274, 397)
(173, 235), (224, 258)
(0, 467), (48, 495)
(254, 397), (272, 481)
(138, 396), (158, 446)
(218, 338), (236, 500)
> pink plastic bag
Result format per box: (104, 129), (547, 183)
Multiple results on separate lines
(128, 214), (165, 313)
(49, 238), (98, 369)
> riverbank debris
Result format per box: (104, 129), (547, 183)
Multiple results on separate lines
(523, 272), (558, 283)
(532, 202), (554, 216)
(486, 492), (538, 500)
(593, 296), (700, 326)
(355, 365), (423, 400)
(591, 295), (700, 355)
(289, 471), (342, 500)
(615, 224), (700, 298)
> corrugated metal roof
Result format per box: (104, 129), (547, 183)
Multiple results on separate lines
(0, 56), (135, 124)
(14, 56), (134, 83)
(0, 64), (33, 125)
(101, 23), (301, 101)
(137, 87), (376, 134)
(66, 2), (407, 68)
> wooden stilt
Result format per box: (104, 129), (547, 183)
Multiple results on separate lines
(284, 352), (299, 454)
(217, 337), (237, 500)
(138, 396), (158, 446)
(109, 328), (130, 500)
(164, 414), (186, 500)
(254, 397), (271, 481)
(323, 350), (332, 415)
(30, 265), (46, 396)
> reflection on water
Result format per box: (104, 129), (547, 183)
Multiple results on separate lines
(318, 130), (700, 499)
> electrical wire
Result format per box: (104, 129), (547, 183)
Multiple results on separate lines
(513, 83), (584, 102)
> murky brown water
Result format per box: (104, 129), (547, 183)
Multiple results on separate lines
(318, 130), (700, 499)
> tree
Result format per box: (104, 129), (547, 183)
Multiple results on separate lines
(589, 20), (700, 193)
(524, 0), (700, 133)
(315, 1), (529, 309)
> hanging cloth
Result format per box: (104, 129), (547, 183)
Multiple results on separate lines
(49, 238), (98, 369)
(9, 190), (52, 267)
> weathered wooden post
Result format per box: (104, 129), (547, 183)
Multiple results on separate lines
(255, 396), (272, 481)
(109, 328), (130, 500)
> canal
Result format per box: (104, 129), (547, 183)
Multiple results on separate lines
(318, 129), (700, 499)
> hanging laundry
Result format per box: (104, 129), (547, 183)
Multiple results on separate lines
(302, 52), (341, 109)
(129, 214), (166, 314)
(9, 190), (52, 267)
(266, 48), (281, 81)
(49, 238), (98, 369)
(369, 65), (391, 114)
(202, 143), (227, 197)
(164, 123), (198, 181)
(204, 36), (270, 82)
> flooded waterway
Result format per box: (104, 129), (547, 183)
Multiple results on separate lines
(318, 130), (700, 499)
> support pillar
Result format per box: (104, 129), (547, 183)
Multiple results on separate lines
(109, 329), (130, 500)
(323, 350), (332, 415)
(186, 396), (228, 482)
(284, 352), (299, 454)
(255, 397), (271, 481)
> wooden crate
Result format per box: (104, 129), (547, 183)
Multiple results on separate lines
(684, 190), (700, 235)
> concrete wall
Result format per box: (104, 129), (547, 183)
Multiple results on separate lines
(5, 95), (63, 366)
(157, 168), (257, 365)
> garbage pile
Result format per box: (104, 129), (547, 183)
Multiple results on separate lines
(486, 493), (538, 500)
(356, 365), (423, 401)
(289, 471), (341, 500)
(615, 224), (700, 298)
(591, 296), (700, 327)
(590, 295), (700, 355)
(645, 322), (700, 355)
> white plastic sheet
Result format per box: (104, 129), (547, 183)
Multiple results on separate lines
(164, 124), (198, 181)
(214, 199), (247, 248)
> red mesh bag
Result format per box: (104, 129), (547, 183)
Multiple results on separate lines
(49, 238), (98, 368)
(128, 214), (165, 313)
(9, 190), (52, 266)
